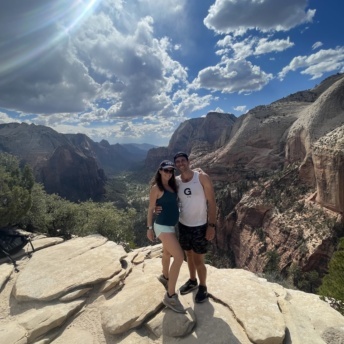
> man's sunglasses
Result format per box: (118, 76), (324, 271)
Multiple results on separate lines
(161, 169), (174, 174)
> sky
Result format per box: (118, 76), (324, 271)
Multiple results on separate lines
(0, 0), (344, 146)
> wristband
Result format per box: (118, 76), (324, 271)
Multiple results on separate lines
(147, 226), (153, 230)
(208, 223), (216, 228)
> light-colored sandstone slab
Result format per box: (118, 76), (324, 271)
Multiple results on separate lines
(13, 235), (126, 301)
(59, 287), (93, 301)
(116, 330), (152, 343)
(162, 289), (252, 344)
(207, 267), (286, 344)
(143, 261), (162, 277)
(132, 251), (147, 264)
(30, 237), (64, 251)
(0, 263), (13, 290)
(126, 250), (138, 262)
(1, 237), (344, 344)
(162, 307), (196, 338)
(51, 327), (95, 344)
(277, 288), (344, 343)
(145, 284), (196, 339)
(0, 322), (27, 344)
(102, 271), (165, 334)
(321, 327), (344, 344)
(17, 300), (85, 342)
(100, 268), (126, 293)
(147, 244), (163, 259)
(146, 312), (164, 338)
(277, 294), (325, 344)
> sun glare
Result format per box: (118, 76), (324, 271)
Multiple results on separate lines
(1, 0), (101, 81)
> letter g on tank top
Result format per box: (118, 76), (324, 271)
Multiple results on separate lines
(176, 171), (207, 226)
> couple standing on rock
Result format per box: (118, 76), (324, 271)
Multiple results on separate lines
(146, 152), (217, 313)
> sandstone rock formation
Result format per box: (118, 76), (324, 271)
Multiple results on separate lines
(312, 126), (344, 213)
(1, 235), (343, 344)
(145, 112), (236, 169)
(286, 75), (344, 187)
(39, 145), (106, 202)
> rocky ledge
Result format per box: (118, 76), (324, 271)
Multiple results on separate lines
(0, 235), (343, 344)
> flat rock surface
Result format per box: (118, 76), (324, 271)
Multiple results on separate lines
(1, 236), (344, 344)
(13, 235), (127, 301)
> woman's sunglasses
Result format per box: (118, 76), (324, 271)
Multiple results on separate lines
(161, 169), (174, 174)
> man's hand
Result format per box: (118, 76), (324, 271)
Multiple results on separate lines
(154, 205), (162, 215)
(205, 226), (215, 241)
(193, 167), (205, 174)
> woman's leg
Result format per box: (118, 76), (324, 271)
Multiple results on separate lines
(159, 232), (184, 296)
(161, 247), (171, 279)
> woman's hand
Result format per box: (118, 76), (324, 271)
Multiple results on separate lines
(147, 228), (155, 242)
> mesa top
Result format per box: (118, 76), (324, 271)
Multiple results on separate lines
(155, 190), (179, 226)
(176, 171), (207, 226)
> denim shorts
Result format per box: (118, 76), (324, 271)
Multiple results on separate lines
(154, 223), (176, 238)
(178, 222), (209, 254)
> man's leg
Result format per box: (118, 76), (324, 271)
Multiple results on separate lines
(191, 251), (207, 286)
(185, 250), (197, 280)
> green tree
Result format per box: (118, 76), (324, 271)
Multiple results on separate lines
(44, 194), (78, 238)
(0, 153), (33, 227)
(264, 249), (280, 274)
(318, 238), (344, 313)
(74, 201), (136, 249)
(20, 183), (49, 231)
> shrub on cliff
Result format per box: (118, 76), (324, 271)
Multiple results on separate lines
(318, 237), (344, 314)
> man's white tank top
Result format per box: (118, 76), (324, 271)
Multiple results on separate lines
(176, 171), (207, 226)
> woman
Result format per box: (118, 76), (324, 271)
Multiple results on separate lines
(147, 160), (185, 313)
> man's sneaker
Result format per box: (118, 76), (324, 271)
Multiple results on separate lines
(179, 278), (198, 295)
(158, 274), (169, 289)
(195, 285), (208, 303)
(163, 293), (186, 313)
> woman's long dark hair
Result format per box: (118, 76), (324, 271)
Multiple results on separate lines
(150, 168), (178, 193)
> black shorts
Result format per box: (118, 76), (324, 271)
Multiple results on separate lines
(178, 222), (209, 254)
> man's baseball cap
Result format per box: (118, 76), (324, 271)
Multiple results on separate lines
(173, 152), (189, 161)
(159, 160), (176, 169)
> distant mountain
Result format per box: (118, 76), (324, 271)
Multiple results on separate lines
(121, 143), (157, 161)
(0, 123), (152, 201)
(65, 134), (152, 175)
(122, 143), (157, 152)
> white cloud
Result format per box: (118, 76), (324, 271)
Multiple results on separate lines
(192, 58), (273, 94)
(173, 90), (213, 116)
(0, 112), (20, 124)
(230, 38), (255, 59)
(208, 107), (225, 113)
(233, 105), (247, 113)
(254, 37), (294, 55)
(0, 0), (340, 146)
(312, 41), (323, 50)
(215, 36), (294, 60)
(279, 47), (344, 80)
(0, 1), (192, 124)
(204, 0), (315, 35)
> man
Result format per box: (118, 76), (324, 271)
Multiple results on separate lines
(173, 152), (216, 303)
